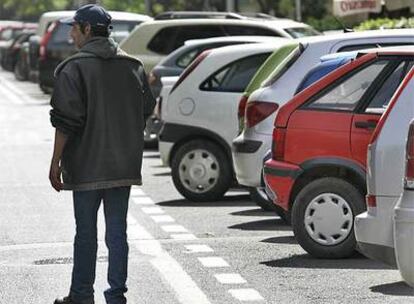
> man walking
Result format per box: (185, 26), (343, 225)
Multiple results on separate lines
(48, 5), (155, 304)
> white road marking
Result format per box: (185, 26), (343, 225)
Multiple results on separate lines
(170, 234), (197, 241)
(127, 214), (211, 304)
(229, 288), (264, 302)
(228, 289), (264, 301)
(132, 197), (155, 205)
(161, 225), (188, 233)
(151, 215), (175, 223)
(141, 207), (164, 214)
(0, 83), (23, 105)
(198, 257), (230, 268)
(0, 74), (38, 104)
(214, 273), (247, 284)
(184, 245), (214, 253)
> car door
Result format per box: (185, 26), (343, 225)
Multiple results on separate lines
(286, 59), (389, 165)
(351, 59), (414, 166)
(197, 52), (271, 146)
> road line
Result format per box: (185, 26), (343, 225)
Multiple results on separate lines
(151, 215), (175, 223)
(0, 83), (23, 105)
(141, 206), (165, 214)
(161, 225), (188, 233)
(127, 213), (211, 304)
(198, 257), (230, 268)
(130, 188), (145, 196)
(170, 234), (197, 241)
(184, 245), (214, 253)
(132, 197), (155, 205)
(0, 74), (38, 104)
(228, 289), (264, 301)
(214, 273), (247, 284)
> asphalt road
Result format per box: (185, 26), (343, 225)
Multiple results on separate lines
(0, 68), (413, 304)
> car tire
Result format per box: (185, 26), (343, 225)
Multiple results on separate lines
(291, 177), (365, 258)
(14, 59), (26, 81)
(171, 139), (232, 202)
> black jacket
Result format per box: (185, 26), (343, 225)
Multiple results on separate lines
(50, 37), (156, 191)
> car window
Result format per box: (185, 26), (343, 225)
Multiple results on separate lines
(200, 53), (271, 93)
(305, 60), (388, 112)
(223, 25), (280, 37)
(148, 26), (225, 55)
(284, 27), (320, 38)
(338, 43), (414, 52)
(365, 61), (411, 113)
(51, 23), (71, 44)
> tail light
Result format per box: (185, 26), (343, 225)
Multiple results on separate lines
(170, 50), (210, 93)
(39, 22), (56, 61)
(245, 101), (279, 128)
(366, 194), (377, 207)
(238, 95), (248, 121)
(404, 122), (414, 189)
(271, 127), (286, 161)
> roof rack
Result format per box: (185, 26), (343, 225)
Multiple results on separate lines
(239, 13), (278, 20)
(154, 11), (245, 20)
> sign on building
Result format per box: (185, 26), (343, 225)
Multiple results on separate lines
(333, 0), (382, 16)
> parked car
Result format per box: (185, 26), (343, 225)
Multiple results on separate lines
(120, 12), (320, 72)
(263, 48), (413, 258)
(232, 29), (414, 212)
(158, 42), (286, 201)
(0, 22), (36, 64)
(149, 35), (285, 98)
(37, 11), (151, 93)
(1, 31), (36, 73)
(354, 53), (414, 267)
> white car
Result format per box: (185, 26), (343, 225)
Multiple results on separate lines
(120, 13), (319, 72)
(232, 29), (414, 207)
(158, 41), (288, 201)
(354, 55), (414, 267)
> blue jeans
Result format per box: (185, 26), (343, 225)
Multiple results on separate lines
(69, 186), (130, 304)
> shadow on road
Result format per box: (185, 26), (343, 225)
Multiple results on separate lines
(261, 253), (394, 270)
(229, 218), (290, 231)
(370, 281), (414, 296)
(157, 194), (253, 207)
(231, 209), (276, 217)
(261, 235), (296, 244)
(143, 153), (160, 158)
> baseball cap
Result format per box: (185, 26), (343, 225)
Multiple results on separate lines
(61, 4), (112, 28)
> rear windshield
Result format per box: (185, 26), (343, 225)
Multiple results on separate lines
(284, 27), (321, 38)
(261, 44), (303, 88)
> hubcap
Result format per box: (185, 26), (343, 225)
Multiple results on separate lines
(178, 149), (219, 194)
(304, 193), (353, 246)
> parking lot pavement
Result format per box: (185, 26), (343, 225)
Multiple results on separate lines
(0, 68), (413, 304)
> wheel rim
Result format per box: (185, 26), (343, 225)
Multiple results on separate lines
(178, 149), (220, 194)
(304, 193), (353, 246)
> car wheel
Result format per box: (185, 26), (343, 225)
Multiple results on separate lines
(14, 59), (26, 81)
(171, 140), (232, 202)
(249, 187), (289, 221)
(291, 177), (365, 258)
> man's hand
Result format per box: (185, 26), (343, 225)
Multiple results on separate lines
(49, 160), (63, 192)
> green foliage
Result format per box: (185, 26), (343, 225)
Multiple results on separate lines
(355, 17), (414, 30)
(306, 15), (344, 31)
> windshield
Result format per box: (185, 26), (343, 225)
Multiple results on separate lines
(284, 27), (321, 38)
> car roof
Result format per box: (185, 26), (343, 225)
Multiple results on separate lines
(358, 45), (414, 56)
(298, 29), (414, 46)
(184, 35), (287, 46)
(320, 50), (358, 62)
(37, 10), (151, 36)
(202, 42), (283, 59)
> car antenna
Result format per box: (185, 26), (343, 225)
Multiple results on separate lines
(334, 17), (354, 33)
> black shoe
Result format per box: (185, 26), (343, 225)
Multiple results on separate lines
(54, 297), (74, 304)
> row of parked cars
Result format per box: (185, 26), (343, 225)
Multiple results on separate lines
(151, 27), (414, 287)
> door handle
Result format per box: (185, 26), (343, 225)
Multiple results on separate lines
(354, 120), (377, 129)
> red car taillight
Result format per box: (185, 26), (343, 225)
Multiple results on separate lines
(271, 127), (286, 161)
(170, 50), (211, 94)
(404, 122), (414, 189)
(366, 194), (377, 208)
(245, 101), (279, 128)
(238, 95), (248, 121)
(39, 21), (56, 61)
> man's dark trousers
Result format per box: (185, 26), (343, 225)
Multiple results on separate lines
(69, 186), (130, 304)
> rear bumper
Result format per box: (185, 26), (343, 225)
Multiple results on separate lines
(354, 196), (398, 266)
(263, 159), (302, 211)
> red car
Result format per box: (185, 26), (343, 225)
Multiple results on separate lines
(264, 48), (414, 258)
